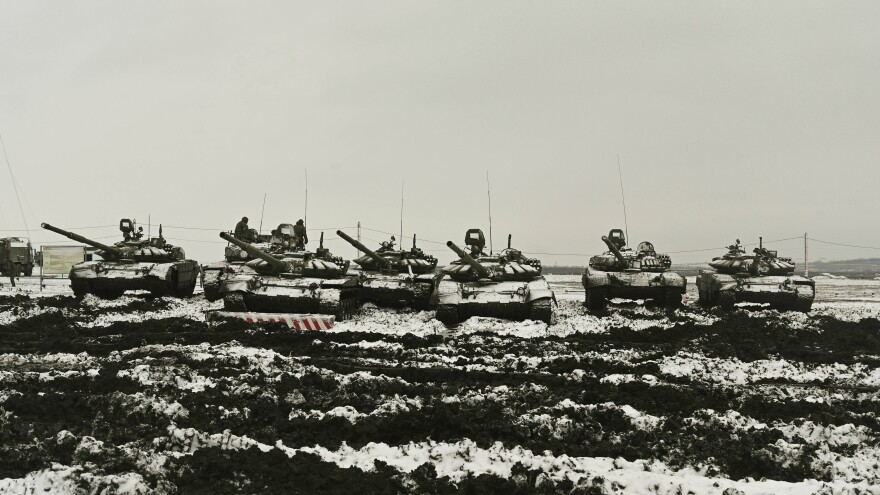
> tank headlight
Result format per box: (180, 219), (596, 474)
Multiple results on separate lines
(239, 250), (248, 259)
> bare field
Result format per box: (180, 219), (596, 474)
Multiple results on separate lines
(1, 276), (880, 494)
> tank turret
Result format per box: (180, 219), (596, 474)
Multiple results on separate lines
(446, 241), (491, 279)
(601, 235), (629, 269)
(708, 237), (795, 276)
(220, 232), (290, 273)
(41, 223), (124, 259)
(336, 230), (392, 270)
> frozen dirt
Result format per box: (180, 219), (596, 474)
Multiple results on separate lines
(1, 276), (880, 494)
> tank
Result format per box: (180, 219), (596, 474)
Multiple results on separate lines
(336, 231), (438, 309)
(695, 238), (815, 312)
(215, 232), (359, 319)
(41, 219), (199, 298)
(0, 237), (34, 277)
(432, 229), (555, 325)
(203, 223), (301, 301)
(582, 229), (686, 310)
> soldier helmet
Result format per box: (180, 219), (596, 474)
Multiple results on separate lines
(297, 219), (304, 225)
(242, 217), (249, 222)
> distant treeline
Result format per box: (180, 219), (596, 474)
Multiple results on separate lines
(544, 258), (880, 279)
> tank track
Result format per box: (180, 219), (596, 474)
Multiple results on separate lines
(585, 288), (607, 311)
(529, 300), (552, 324)
(224, 292), (359, 320)
(435, 304), (459, 326)
(663, 289), (684, 309)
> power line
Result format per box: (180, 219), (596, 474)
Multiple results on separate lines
(163, 224), (356, 232)
(809, 238), (880, 251)
(0, 134), (29, 234)
(359, 226), (447, 245)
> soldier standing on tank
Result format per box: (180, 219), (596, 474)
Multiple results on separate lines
(293, 219), (308, 248)
(234, 217), (250, 240)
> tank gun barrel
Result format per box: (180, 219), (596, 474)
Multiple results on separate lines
(602, 235), (629, 268)
(219, 232), (288, 272)
(41, 222), (123, 257)
(336, 230), (391, 269)
(446, 241), (491, 279)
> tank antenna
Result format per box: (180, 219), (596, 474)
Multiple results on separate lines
(804, 232), (809, 278)
(258, 193), (267, 236)
(400, 181), (404, 244)
(487, 170), (494, 255)
(617, 154), (629, 244)
(304, 169), (308, 227)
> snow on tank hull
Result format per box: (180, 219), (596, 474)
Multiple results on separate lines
(433, 277), (554, 325)
(696, 270), (815, 312)
(69, 260), (200, 298)
(219, 271), (360, 320)
(356, 273), (439, 310)
(582, 268), (686, 309)
(202, 261), (255, 302)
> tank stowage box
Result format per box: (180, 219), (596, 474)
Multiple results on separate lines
(582, 229), (686, 310)
(432, 229), (555, 325)
(215, 232), (360, 319)
(337, 230), (438, 309)
(41, 219), (199, 298)
(695, 238), (814, 312)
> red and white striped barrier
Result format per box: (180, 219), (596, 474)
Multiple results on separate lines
(207, 311), (335, 330)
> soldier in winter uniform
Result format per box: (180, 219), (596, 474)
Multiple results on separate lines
(293, 219), (308, 248)
(234, 217), (251, 241)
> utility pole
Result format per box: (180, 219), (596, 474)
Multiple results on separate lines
(357, 221), (362, 257)
(804, 232), (809, 278)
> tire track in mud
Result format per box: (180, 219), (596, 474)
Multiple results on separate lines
(2, 295), (880, 493)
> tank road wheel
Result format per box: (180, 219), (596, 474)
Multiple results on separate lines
(436, 304), (459, 326)
(529, 300), (552, 324)
(585, 288), (608, 311)
(664, 289), (684, 309)
(718, 291), (736, 310)
(224, 293), (247, 311)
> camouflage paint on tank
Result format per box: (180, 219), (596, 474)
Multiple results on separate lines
(583, 229), (686, 310)
(216, 232), (359, 319)
(41, 220), (199, 298)
(696, 238), (814, 312)
(433, 230), (555, 325)
(337, 230), (439, 309)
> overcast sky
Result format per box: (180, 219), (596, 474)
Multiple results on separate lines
(1, 1), (878, 266)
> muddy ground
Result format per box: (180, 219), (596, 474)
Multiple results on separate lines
(1, 277), (880, 494)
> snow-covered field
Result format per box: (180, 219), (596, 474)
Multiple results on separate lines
(1, 275), (880, 494)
